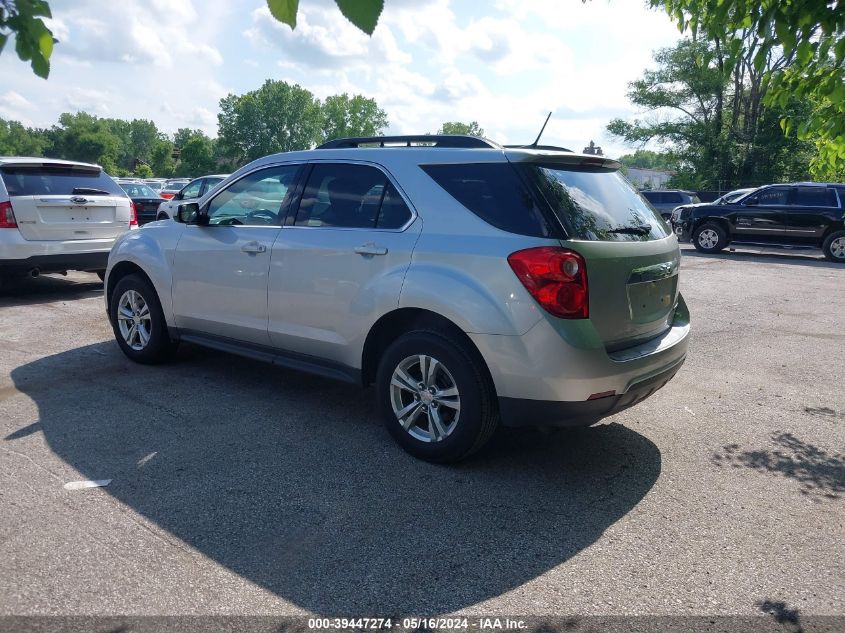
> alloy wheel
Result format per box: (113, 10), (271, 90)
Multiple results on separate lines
(830, 236), (845, 260)
(698, 228), (719, 249)
(117, 289), (152, 351)
(390, 354), (461, 443)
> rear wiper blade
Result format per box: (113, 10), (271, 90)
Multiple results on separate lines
(72, 187), (112, 195)
(608, 224), (652, 235)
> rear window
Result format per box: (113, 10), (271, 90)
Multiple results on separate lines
(1, 164), (125, 197)
(794, 186), (837, 207)
(519, 164), (669, 241)
(421, 163), (554, 237)
(120, 183), (159, 198)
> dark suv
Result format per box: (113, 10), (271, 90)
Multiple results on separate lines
(640, 190), (701, 220)
(672, 182), (845, 262)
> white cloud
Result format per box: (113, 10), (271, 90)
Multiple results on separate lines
(0, 91), (34, 125)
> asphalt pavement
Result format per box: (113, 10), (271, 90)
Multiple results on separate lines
(0, 245), (842, 620)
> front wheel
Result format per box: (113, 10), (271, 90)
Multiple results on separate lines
(376, 329), (498, 463)
(693, 222), (728, 253)
(822, 230), (845, 263)
(109, 273), (178, 363)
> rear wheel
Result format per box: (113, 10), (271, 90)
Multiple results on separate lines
(693, 222), (728, 253)
(109, 273), (178, 363)
(822, 230), (845, 263)
(376, 329), (498, 463)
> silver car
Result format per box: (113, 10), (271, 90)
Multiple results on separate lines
(104, 135), (690, 462)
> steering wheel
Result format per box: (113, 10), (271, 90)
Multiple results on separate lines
(246, 209), (278, 225)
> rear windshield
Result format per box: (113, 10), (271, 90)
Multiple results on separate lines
(518, 164), (670, 241)
(120, 183), (160, 198)
(1, 165), (125, 197)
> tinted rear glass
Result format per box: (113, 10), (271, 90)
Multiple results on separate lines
(120, 183), (159, 198)
(663, 192), (683, 203)
(641, 191), (660, 203)
(1, 165), (125, 197)
(519, 164), (669, 241)
(794, 187), (837, 207)
(422, 163), (554, 237)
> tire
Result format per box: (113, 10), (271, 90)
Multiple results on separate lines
(822, 230), (845, 263)
(375, 328), (498, 463)
(109, 273), (178, 364)
(693, 222), (728, 253)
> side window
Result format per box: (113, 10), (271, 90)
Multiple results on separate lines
(376, 182), (413, 229)
(180, 179), (203, 199)
(206, 165), (300, 226)
(295, 163), (388, 229)
(663, 192), (683, 204)
(794, 187), (837, 207)
(641, 191), (660, 204)
(755, 187), (790, 206)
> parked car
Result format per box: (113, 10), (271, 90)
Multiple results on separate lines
(144, 180), (165, 193)
(672, 182), (845, 262)
(640, 189), (701, 220)
(0, 157), (135, 286)
(104, 135), (690, 462)
(713, 187), (756, 205)
(118, 181), (164, 226)
(159, 179), (191, 200)
(155, 174), (229, 220)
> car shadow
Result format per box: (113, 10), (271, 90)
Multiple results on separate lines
(9, 341), (662, 615)
(0, 273), (103, 307)
(679, 246), (842, 269)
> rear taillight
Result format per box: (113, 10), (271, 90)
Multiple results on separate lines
(130, 202), (139, 226)
(0, 201), (17, 228)
(507, 247), (589, 319)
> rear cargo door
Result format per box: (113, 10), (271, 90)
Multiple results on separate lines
(513, 158), (682, 349)
(1, 163), (131, 241)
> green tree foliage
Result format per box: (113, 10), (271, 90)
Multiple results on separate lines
(175, 129), (216, 177)
(149, 139), (176, 178)
(0, 117), (47, 154)
(437, 121), (485, 136)
(217, 80), (323, 166)
(133, 163), (153, 178)
(653, 0), (845, 175)
(617, 150), (674, 171)
(321, 93), (388, 143)
(608, 38), (814, 189)
(48, 112), (122, 173)
(0, 0), (55, 77)
(267, 0), (383, 35)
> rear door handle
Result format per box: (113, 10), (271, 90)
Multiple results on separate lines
(241, 241), (267, 253)
(354, 243), (388, 256)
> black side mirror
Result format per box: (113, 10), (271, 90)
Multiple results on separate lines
(177, 202), (206, 225)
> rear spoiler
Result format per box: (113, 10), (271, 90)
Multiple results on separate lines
(0, 161), (101, 173)
(504, 149), (621, 171)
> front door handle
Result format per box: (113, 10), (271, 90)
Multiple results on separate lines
(354, 243), (388, 256)
(241, 241), (267, 253)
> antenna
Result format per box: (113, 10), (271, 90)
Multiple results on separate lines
(530, 111), (552, 148)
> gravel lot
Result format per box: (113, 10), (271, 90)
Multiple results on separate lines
(0, 245), (843, 620)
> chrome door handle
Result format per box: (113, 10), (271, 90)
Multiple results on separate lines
(354, 243), (388, 256)
(241, 241), (267, 253)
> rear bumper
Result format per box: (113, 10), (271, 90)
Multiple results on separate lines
(0, 251), (109, 274)
(498, 355), (685, 427)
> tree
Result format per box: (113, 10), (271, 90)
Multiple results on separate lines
(217, 80), (323, 165)
(267, 0), (383, 35)
(175, 130), (216, 176)
(133, 163), (153, 178)
(0, 0), (55, 77)
(47, 112), (122, 172)
(437, 121), (485, 136)
(0, 117), (47, 155)
(607, 38), (813, 189)
(652, 0), (845, 175)
(321, 93), (388, 143)
(617, 150), (674, 171)
(149, 139), (176, 178)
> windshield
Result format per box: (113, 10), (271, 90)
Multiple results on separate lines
(1, 165), (125, 197)
(518, 164), (669, 241)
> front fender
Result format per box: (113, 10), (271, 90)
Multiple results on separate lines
(106, 224), (185, 326)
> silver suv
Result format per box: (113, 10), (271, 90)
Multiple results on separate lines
(105, 135), (690, 462)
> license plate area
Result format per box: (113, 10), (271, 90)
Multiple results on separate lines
(626, 274), (678, 323)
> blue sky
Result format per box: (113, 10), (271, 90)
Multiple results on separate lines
(0, 0), (682, 157)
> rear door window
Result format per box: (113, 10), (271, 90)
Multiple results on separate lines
(1, 164), (125, 197)
(663, 192), (683, 204)
(295, 163), (410, 229)
(422, 163), (554, 237)
(519, 164), (669, 241)
(793, 187), (837, 207)
(641, 191), (661, 204)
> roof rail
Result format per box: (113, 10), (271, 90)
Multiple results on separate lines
(504, 144), (572, 152)
(316, 135), (500, 149)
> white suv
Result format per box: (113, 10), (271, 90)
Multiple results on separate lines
(0, 157), (135, 285)
(105, 135), (690, 462)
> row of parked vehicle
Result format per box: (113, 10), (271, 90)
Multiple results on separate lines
(642, 185), (845, 261)
(114, 175), (229, 224)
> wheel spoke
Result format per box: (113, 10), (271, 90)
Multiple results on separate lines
(392, 368), (418, 393)
(418, 355), (428, 383)
(429, 406), (447, 441)
(425, 357), (440, 388)
(437, 397), (460, 412)
(138, 303), (150, 318)
(436, 385), (458, 398)
(118, 306), (133, 320)
(399, 403), (424, 430)
(138, 325), (150, 346)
